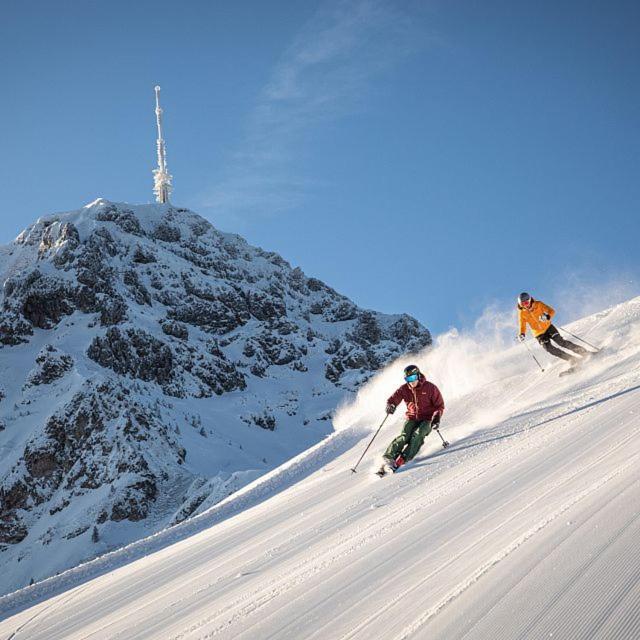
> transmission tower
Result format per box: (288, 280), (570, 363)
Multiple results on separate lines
(153, 85), (172, 204)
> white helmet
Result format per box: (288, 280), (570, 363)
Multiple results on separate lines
(518, 292), (532, 307)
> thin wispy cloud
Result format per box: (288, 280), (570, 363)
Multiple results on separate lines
(197, 0), (424, 225)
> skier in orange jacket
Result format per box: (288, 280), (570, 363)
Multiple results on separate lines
(517, 292), (588, 363)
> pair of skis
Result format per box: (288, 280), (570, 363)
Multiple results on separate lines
(559, 347), (605, 377)
(523, 327), (603, 376)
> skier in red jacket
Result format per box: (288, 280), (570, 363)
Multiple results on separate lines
(379, 364), (445, 474)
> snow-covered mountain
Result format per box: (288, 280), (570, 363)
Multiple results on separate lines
(0, 296), (638, 639)
(0, 199), (431, 595)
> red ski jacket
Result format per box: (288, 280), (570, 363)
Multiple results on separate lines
(387, 375), (445, 422)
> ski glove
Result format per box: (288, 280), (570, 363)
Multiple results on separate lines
(431, 413), (441, 428)
(517, 333), (526, 343)
(386, 403), (396, 415)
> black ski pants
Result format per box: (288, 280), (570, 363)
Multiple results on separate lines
(536, 324), (587, 362)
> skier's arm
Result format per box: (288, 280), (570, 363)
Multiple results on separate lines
(386, 386), (406, 411)
(540, 302), (555, 321)
(518, 310), (527, 336)
(431, 385), (445, 425)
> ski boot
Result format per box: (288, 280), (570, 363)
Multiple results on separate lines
(376, 457), (398, 477)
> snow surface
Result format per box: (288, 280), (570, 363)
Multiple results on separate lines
(0, 296), (639, 639)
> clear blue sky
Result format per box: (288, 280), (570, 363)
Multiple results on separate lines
(2, 0), (639, 334)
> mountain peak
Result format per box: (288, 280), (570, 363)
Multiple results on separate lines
(83, 197), (110, 209)
(0, 200), (431, 594)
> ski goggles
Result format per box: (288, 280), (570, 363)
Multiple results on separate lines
(404, 373), (419, 383)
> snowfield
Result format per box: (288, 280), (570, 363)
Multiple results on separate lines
(1, 296), (639, 639)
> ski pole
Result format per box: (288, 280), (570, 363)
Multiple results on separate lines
(523, 340), (545, 372)
(350, 414), (389, 473)
(558, 326), (601, 352)
(433, 426), (450, 448)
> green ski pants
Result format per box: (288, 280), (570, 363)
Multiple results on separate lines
(384, 419), (433, 462)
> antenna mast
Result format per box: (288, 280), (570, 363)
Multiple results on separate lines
(153, 85), (172, 204)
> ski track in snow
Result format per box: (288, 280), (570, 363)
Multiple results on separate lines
(394, 449), (639, 640)
(1, 297), (640, 639)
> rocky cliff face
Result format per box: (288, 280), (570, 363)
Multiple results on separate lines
(0, 199), (431, 594)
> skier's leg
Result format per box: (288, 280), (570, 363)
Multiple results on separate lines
(547, 324), (588, 356)
(384, 420), (418, 460)
(403, 420), (433, 462)
(536, 330), (576, 362)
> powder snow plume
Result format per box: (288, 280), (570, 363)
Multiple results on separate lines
(333, 303), (520, 433)
(333, 277), (640, 437)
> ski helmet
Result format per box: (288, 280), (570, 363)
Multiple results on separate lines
(518, 292), (532, 307)
(403, 364), (420, 380)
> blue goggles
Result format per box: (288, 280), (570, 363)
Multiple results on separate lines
(405, 373), (419, 382)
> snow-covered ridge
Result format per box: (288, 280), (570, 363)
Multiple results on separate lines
(0, 296), (638, 637)
(0, 199), (431, 596)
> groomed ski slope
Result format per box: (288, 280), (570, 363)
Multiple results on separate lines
(1, 297), (639, 640)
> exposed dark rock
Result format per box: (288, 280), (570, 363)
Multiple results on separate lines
(325, 345), (380, 384)
(132, 245), (157, 264)
(247, 412), (276, 431)
(153, 223), (181, 243)
(189, 219), (210, 237)
(111, 478), (157, 522)
(388, 315), (432, 352)
(307, 277), (329, 292)
(0, 382), (183, 547)
(325, 338), (341, 355)
(15, 218), (59, 247)
(181, 240), (210, 257)
(59, 222), (81, 247)
(99, 296), (128, 326)
(309, 300), (328, 315)
(168, 298), (249, 335)
(75, 286), (98, 313)
(87, 328), (174, 385)
(96, 206), (145, 236)
(326, 300), (358, 322)
(17, 271), (75, 328)
(123, 269), (152, 306)
(245, 290), (286, 321)
(190, 348), (246, 396)
(26, 346), (74, 386)
(76, 230), (118, 294)
(244, 331), (307, 368)
(0, 315), (33, 345)
(349, 311), (382, 347)
(45, 222), (81, 267)
(161, 320), (189, 340)
(0, 482), (31, 544)
(64, 525), (90, 540)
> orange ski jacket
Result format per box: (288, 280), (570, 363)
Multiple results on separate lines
(518, 299), (555, 337)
